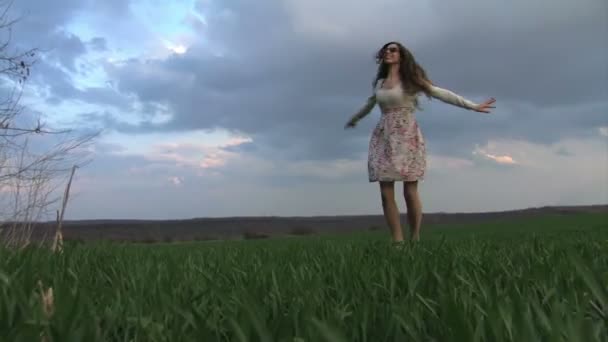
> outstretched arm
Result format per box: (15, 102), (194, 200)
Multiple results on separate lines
(427, 83), (496, 113)
(428, 84), (479, 110)
(345, 95), (376, 128)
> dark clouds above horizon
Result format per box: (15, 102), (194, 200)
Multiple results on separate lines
(3, 0), (607, 219)
(102, 0), (607, 159)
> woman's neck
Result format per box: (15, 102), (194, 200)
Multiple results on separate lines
(387, 64), (400, 81)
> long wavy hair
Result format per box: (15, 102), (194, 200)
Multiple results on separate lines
(373, 41), (432, 98)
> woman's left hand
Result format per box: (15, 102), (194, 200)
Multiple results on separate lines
(474, 98), (496, 113)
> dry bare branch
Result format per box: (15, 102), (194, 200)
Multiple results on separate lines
(0, 2), (99, 248)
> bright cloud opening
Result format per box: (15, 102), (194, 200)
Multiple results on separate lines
(164, 40), (188, 54)
(103, 129), (253, 173)
(473, 146), (518, 165)
(168, 176), (184, 186)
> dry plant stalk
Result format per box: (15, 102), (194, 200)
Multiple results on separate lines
(37, 279), (54, 342)
(38, 280), (54, 318)
(51, 165), (77, 253)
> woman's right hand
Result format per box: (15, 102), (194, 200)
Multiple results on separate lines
(344, 120), (356, 129)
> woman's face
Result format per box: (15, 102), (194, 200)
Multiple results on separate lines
(383, 44), (400, 65)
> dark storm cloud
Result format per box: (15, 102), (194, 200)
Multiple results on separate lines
(87, 37), (108, 52)
(43, 31), (87, 72)
(8, 0), (129, 32)
(101, 0), (607, 160)
(415, 0), (608, 107)
(28, 61), (131, 110)
(5, 0), (131, 105)
(7, 0), (88, 69)
(10, 0), (605, 161)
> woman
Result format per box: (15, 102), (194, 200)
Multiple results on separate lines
(345, 41), (496, 243)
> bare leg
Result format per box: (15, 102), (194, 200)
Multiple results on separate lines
(403, 181), (423, 241)
(379, 181), (404, 242)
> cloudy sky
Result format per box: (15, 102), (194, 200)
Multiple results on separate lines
(4, 0), (607, 219)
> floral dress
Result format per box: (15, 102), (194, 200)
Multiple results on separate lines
(347, 80), (479, 183)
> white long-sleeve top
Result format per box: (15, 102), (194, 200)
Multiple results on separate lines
(347, 81), (479, 124)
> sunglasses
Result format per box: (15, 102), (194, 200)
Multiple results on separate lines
(384, 47), (399, 54)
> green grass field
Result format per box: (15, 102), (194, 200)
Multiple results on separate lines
(1, 213), (607, 341)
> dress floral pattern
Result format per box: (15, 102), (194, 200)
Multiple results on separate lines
(368, 83), (425, 182)
(368, 105), (425, 182)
